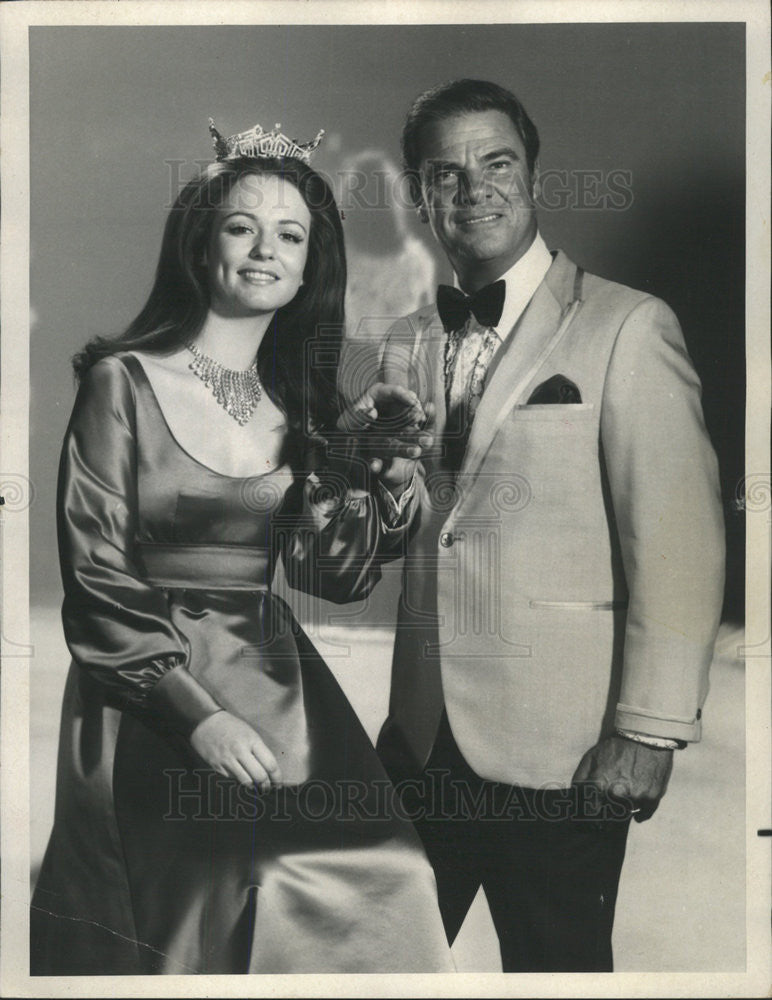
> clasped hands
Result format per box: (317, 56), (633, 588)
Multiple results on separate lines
(334, 382), (435, 495)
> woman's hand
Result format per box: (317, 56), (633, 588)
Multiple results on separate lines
(190, 710), (282, 791)
(336, 383), (435, 492)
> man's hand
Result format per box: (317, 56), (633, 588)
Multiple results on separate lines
(336, 383), (435, 495)
(571, 734), (674, 822)
(373, 399), (436, 496)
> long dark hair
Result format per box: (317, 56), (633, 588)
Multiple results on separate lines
(74, 157), (346, 430)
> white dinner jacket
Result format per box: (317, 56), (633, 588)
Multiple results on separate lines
(373, 250), (725, 787)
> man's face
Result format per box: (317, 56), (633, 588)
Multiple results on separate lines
(416, 109), (538, 290)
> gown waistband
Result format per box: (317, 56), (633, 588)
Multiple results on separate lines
(136, 543), (271, 590)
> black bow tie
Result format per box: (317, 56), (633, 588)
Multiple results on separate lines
(436, 279), (506, 333)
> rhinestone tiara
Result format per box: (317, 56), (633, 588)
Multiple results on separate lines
(208, 117), (325, 164)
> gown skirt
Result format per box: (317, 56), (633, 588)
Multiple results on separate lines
(30, 353), (454, 975)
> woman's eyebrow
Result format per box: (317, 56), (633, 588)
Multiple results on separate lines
(277, 219), (308, 232)
(221, 211), (307, 233)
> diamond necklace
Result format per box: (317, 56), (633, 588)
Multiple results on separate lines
(185, 341), (263, 426)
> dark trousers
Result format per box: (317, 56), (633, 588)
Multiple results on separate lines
(387, 714), (632, 972)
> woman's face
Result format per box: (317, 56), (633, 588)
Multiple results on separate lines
(205, 173), (311, 318)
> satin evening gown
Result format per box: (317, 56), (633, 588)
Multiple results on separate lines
(30, 353), (453, 975)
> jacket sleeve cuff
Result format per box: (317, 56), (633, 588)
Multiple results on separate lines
(614, 703), (702, 743)
(148, 663), (223, 736)
(376, 473), (418, 533)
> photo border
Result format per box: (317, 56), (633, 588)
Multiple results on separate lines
(2, 2), (769, 996)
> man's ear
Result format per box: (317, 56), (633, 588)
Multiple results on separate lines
(531, 160), (541, 203)
(406, 169), (429, 223)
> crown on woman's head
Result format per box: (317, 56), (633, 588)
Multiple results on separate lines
(208, 118), (325, 164)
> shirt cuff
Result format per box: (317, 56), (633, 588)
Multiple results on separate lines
(615, 728), (686, 750)
(377, 472), (418, 529)
(148, 663), (223, 737)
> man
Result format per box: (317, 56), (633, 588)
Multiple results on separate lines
(344, 79), (725, 972)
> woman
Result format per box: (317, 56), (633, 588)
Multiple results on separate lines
(30, 120), (453, 975)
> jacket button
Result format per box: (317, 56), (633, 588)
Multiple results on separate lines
(440, 532), (454, 548)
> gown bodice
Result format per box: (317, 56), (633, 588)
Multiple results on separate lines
(124, 353), (293, 554)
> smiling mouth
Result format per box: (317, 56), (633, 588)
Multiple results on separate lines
(240, 269), (279, 283)
(458, 213), (502, 227)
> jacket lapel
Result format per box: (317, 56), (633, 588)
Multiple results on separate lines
(458, 251), (584, 484)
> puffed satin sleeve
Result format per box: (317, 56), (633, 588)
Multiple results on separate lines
(277, 433), (413, 604)
(58, 356), (221, 732)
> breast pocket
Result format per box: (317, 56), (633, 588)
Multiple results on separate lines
(497, 403), (601, 508)
(510, 402), (596, 422)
